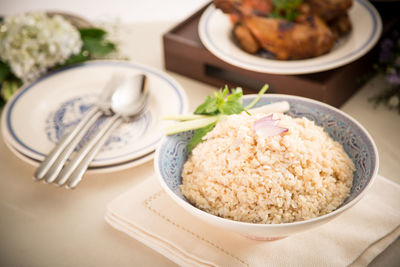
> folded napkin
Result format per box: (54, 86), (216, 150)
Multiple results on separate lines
(105, 175), (400, 267)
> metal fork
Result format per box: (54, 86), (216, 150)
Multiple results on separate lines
(55, 74), (149, 189)
(34, 74), (123, 183)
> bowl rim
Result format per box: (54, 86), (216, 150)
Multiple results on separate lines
(154, 93), (379, 228)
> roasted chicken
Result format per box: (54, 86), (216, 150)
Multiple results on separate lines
(306, 0), (352, 21)
(214, 0), (353, 60)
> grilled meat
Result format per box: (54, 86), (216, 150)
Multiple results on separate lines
(328, 13), (352, 39)
(243, 15), (335, 59)
(307, 0), (352, 21)
(214, 0), (352, 59)
(233, 22), (261, 53)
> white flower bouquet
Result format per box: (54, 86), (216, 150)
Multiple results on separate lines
(0, 12), (121, 107)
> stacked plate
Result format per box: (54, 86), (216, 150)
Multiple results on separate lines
(1, 61), (188, 173)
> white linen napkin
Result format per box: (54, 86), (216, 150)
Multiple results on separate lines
(105, 175), (400, 267)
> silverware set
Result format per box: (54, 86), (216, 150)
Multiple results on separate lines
(34, 73), (149, 189)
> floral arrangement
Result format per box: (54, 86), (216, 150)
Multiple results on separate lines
(370, 24), (400, 113)
(0, 12), (121, 108)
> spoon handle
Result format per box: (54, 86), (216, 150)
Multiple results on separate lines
(55, 114), (122, 187)
(67, 117), (123, 189)
(34, 106), (102, 181)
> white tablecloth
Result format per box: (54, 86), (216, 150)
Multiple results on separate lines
(0, 2), (399, 265)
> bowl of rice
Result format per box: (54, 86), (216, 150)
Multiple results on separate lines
(154, 94), (379, 240)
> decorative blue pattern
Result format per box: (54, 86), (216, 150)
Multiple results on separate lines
(159, 131), (193, 198)
(45, 94), (151, 154)
(157, 95), (377, 211)
(6, 61), (186, 162)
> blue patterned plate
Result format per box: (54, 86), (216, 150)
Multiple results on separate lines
(154, 94), (379, 238)
(1, 61), (188, 167)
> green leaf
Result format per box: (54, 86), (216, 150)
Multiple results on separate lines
(286, 9), (298, 21)
(186, 122), (216, 153)
(63, 51), (89, 65)
(226, 87), (243, 102)
(0, 96), (5, 108)
(213, 87), (226, 107)
(164, 84), (269, 153)
(273, 0), (302, 9)
(82, 37), (116, 56)
(1, 80), (20, 101)
(0, 61), (11, 84)
(271, 0), (303, 21)
(221, 86), (229, 98)
(194, 96), (218, 115)
(79, 28), (107, 39)
(219, 101), (245, 115)
(219, 89), (245, 114)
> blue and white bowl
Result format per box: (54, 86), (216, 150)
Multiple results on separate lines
(154, 94), (379, 240)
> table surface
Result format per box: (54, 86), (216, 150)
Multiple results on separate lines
(1, 1), (399, 266)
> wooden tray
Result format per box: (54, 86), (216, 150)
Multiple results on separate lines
(163, 2), (396, 107)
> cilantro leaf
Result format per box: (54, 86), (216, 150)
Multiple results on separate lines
(194, 96), (219, 114)
(165, 84), (269, 153)
(226, 87), (243, 102)
(219, 101), (244, 115)
(195, 86), (245, 115)
(219, 87), (244, 114)
(186, 122), (216, 154)
(190, 86), (246, 150)
(271, 0), (303, 21)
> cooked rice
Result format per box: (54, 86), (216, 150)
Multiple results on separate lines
(180, 113), (355, 224)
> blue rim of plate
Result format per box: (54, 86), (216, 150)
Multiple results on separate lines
(4, 61), (187, 165)
(199, 0), (382, 74)
(4, 135), (155, 172)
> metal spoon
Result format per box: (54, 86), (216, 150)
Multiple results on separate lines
(34, 74), (123, 182)
(55, 73), (149, 189)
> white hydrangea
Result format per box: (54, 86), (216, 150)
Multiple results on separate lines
(0, 12), (82, 83)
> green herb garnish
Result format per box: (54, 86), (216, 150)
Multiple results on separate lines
(270, 0), (303, 21)
(164, 84), (269, 153)
(194, 86), (245, 115)
(186, 122), (217, 153)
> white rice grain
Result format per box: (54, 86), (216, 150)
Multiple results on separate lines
(180, 113), (355, 224)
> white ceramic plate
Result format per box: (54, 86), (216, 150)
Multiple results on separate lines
(1, 61), (188, 167)
(3, 136), (155, 174)
(198, 0), (382, 74)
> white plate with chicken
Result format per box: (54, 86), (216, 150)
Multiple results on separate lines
(198, 0), (382, 74)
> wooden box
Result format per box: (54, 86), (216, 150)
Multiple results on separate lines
(162, 2), (400, 107)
